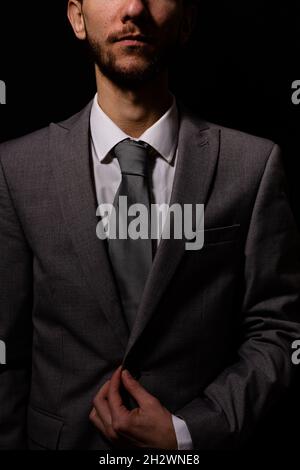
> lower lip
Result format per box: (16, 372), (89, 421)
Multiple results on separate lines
(118, 39), (150, 46)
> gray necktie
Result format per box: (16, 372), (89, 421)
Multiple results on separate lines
(108, 138), (153, 331)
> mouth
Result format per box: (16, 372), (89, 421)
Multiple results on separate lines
(115, 35), (153, 46)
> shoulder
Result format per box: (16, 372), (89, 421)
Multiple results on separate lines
(0, 100), (93, 170)
(183, 106), (276, 154)
(207, 122), (282, 187)
(0, 126), (49, 166)
(209, 121), (276, 157)
(180, 104), (279, 176)
(178, 104), (282, 197)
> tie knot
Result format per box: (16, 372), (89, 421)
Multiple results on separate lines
(114, 139), (149, 177)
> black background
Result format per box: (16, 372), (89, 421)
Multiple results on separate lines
(1, 0), (300, 449)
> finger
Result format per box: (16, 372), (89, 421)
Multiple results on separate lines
(89, 407), (119, 443)
(89, 407), (106, 434)
(93, 382), (113, 428)
(121, 369), (157, 408)
(108, 365), (129, 421)
(94, 378), (111, 402)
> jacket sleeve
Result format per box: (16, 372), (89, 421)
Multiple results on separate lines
(0, 155), (33, 449)
(175, 144), (300, 449)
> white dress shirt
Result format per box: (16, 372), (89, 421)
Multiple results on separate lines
(90, 93), (193, 450)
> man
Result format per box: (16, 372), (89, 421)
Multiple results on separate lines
(0, 0), (300, 450)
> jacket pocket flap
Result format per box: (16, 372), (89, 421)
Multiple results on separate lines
(204, 224), (240, 245)
(27, 406), (64, 449)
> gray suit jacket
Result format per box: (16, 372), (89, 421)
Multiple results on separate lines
(1, 99), (300, 450)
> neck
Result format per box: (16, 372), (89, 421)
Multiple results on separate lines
(95, 67), (173, 138)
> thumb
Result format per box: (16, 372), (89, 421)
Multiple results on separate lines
(121, 369), (155, 407)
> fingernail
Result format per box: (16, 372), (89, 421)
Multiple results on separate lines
(122, 369), (132, 378)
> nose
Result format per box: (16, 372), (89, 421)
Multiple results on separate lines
(120, 0), (148, 22)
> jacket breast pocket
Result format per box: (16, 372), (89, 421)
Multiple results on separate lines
(27, 406), (64, 450)
(203, 224), (241, 246)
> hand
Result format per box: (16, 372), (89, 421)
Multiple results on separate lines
(89, 365), (178, 449)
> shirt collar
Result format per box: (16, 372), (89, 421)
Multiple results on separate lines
(90, 92), (179, 164)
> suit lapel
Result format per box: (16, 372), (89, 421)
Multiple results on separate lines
(49, 101), (130, 350)
(123, 104), (221, 360)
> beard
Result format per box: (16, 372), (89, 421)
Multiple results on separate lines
(85, 31), (181, 89)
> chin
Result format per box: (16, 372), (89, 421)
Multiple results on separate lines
(116, 60), (152, 75)
(117, 54), (151, 67)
